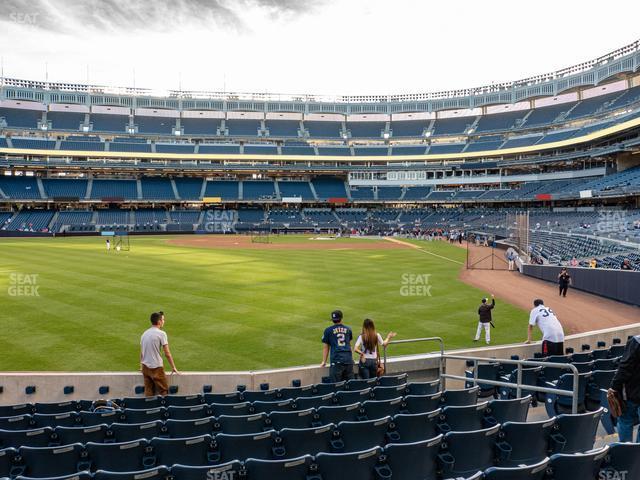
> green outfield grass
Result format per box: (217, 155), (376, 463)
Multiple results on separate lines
(0, 235), (537, 371)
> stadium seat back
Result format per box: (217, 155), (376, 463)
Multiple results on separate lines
(485, 396), (530, 426)
(377, 374), (408, 387)
(362, 398), (403, 420)
(93, 466), (170, 480)
(170, 461), (243, 480)
(439, 425), (500, 477)
(268, 409), (315, 431)
(18, 443), (86, 478)
(110, 421), (164, 443)
(216, 413), (267, 435)
(403, 393), (442, 414)
(245, 454), (314, 479)
(0, 427), (53, 448)
(294, 394), (335, 410)
(496, 418), (555, 467)
(165, 418), (215, 439)
(54, 424), (110, 445)
(384, 435), (442, 480)
(372, 385), (406, 401)
(209, 402), (251, 417)
(279, 424), (336, 459)
(213, 430), (278, 464)
(338, 417), (390, 453)
(316, 403), (360, 426)
(552, 408), (602, 454)
(163, 395), (204, 407)
(484, 458), (549, 480)
(405, 380), (440, 396)
(549, 446), (609, 479)
(440, 402), (488, 433)
(203, 393), (242, 405)
(391, 409), (440, 443)
(335, 388), (372, 405)
(602, 442), (640, 479)
(86, 440), (153, 472)
(167, 405), (212, 421)
(151, 435), (215, 467)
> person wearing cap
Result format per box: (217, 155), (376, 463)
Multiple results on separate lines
(321, 310), (355, 382)
(473, 294), (495, 344)
(558, 267), (571, 298)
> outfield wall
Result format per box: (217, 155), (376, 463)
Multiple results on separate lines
(522, 265), (640, 306)
(1, 322), (638, 405)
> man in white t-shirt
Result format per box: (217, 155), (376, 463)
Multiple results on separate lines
(140, 311), (179, 396)
(525, 299), (565, 356)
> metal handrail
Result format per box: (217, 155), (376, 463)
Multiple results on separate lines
(443, 354), (581, 414)
(383, 337), (445, 390)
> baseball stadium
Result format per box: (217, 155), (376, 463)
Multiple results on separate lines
(1, 2), (640, 479)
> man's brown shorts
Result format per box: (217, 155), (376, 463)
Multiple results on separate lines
(141, 365), (169, 397)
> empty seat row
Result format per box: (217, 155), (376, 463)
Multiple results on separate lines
(1, 414), (631, 480)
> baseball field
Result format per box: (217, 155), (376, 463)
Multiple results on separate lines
(0, 234), (535, 372)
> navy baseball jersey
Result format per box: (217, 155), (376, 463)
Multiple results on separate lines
(322, 324), (354, 364)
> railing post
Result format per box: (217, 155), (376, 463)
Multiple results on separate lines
(516, 364), (522, 399)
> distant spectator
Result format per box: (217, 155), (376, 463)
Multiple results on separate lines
(608, 334), (640, 442)
(621, 259), (633, 270)
(589, 258), (598, 269)
(140, 311), (178, 397)
(321, 310), (354, 382)
(526, 299), (565, 356)
(354, 319), (396, 379)
(569, 257), (579, 267)
(92, 399), (119, 412)
(558, 267), (571, 298)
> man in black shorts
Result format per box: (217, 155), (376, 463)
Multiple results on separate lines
(525, 299), (565, 356)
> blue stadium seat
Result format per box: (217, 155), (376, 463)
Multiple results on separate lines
(0, 448), (18, 477)
(278, 385), (315, 400)
(465, 363), (501, 397)
(586, 370), (616, 410)
(499, 367), (542, 404)
(484, 396), (531, 426)
(377, 374), (408, 387)
(443, 387), (479, 406)
(212, 430), (279, 463)
(204, 392), (242, 404)
(337, 417), (390, 453)
(335, 388), (371, 406)
(278, 425), (336, 459)
(208, 403), (251, 417)
(391, 409), (440, 443)
(405, 381), (440, 396)
(17, 444), (87, 478)
(164, 395), (204, 407)
(216, 413), (267, 435)
(241, 390), (279, 403)
(384, 435), (442, 480)
(252, 399), (294, 414)
(54, 425), (110, 445)
(245, 454), (314, 479)
(79, 410), (124, 427)
(166, 405), (211, 421)
(550, 409), (602, 454)
(86, 440), (154, 472)
(403, 393), (442, 414)
(15, 473), (93, 480)
(267, 409), (315, 430)
(110, 421), (164, 443)
(316, 404), (360, 426)
(315, 447), (387, 480)
(313, 382), (346, 395)
(93, 466), (170, 480)
(345, 379), (377, 391)
(484, 458), (549, 480)
(361, 398), (403, 420)
(123, 408), (166, 424)
(151, 435), (215, 467)
(170, 461), (243, 480)
(0, 405), (33, 418)
(601, 442), (640, 480)
(438, 425), (500, 478)
(294, 394), (335, 410)
(372, 385), (407, 401)
(165, 418), (215, 439)
(548, 446), (609, 479)
(0, 428), (53, 448)
(33, 413), (80, 428)
(495, 418), (555, 467)
(0, 416), (33, 431)
(121, 397), (163, 410)
(34, 403), (78, 415)
(438, 402), (488, 433)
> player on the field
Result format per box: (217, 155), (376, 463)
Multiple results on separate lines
(525, 299), (565, 356)
(474, 294), (495, 344)
(321, 310), (354, 382)
(106, 238), (111, 253)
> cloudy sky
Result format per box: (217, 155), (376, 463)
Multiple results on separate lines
(0, 0), (638, 96)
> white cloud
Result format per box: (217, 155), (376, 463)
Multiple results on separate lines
(1, 0), (638, 96)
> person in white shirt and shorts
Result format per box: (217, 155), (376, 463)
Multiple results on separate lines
(525, 299), (565, 356)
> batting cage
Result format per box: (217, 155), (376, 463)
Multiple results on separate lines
(251, 225), (271, 244)
(465, 212), (529, 270)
